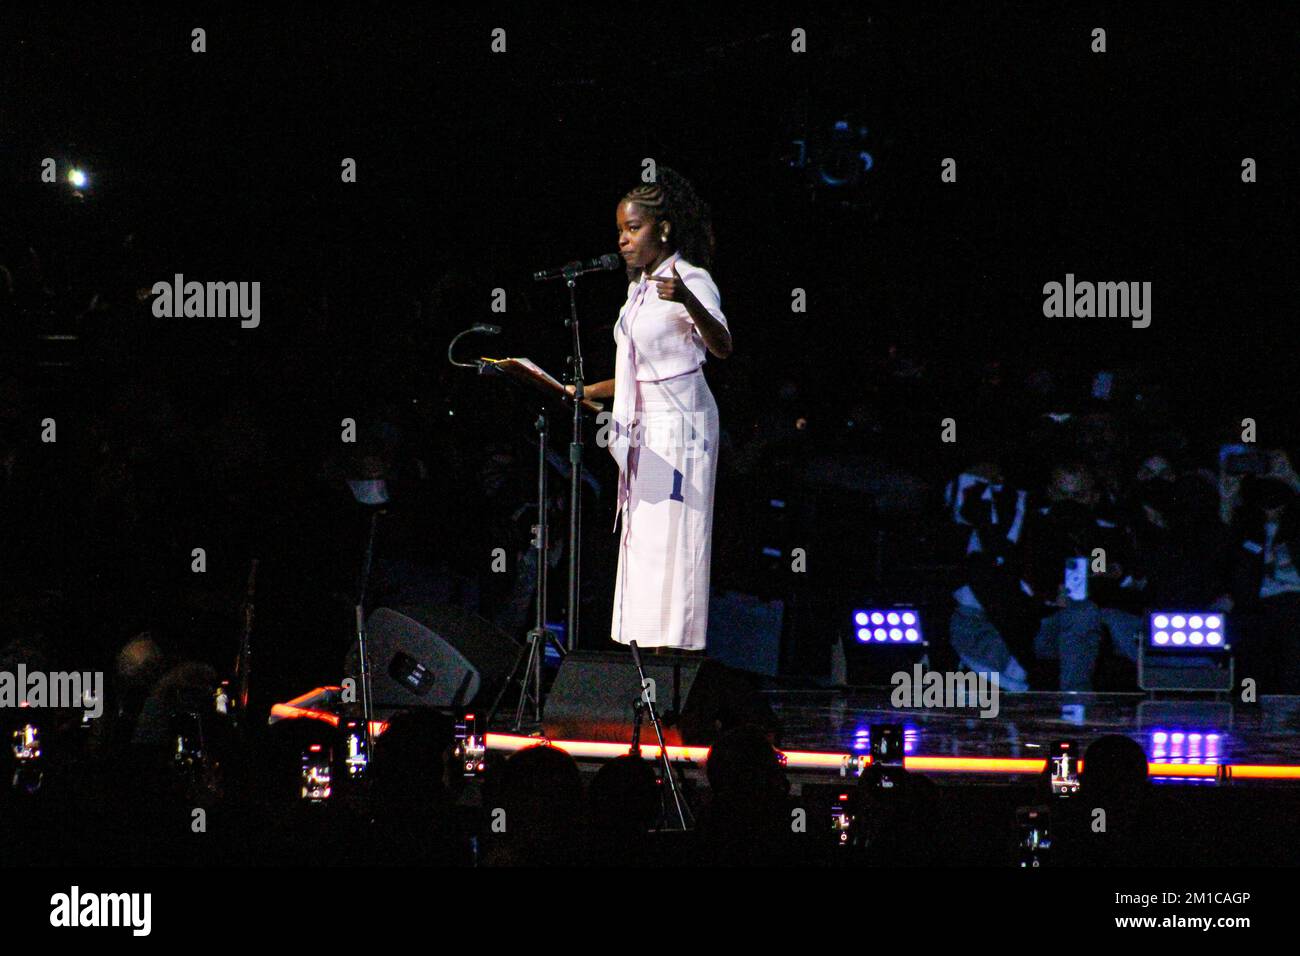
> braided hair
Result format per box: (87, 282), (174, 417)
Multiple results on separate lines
(621, 167), (716, 278)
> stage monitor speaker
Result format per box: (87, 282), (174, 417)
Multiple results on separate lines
(542, 650), (778, 747)
(344, 605), (519, 711)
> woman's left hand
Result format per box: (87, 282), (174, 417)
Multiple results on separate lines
(649, 264), (692, 304)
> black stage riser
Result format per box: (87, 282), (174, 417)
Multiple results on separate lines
(542, 650), (777, 747)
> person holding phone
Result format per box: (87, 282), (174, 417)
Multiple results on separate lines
(1028, 462), (1143, 691)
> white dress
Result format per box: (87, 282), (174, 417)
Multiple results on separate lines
(608, 253), (726, 650)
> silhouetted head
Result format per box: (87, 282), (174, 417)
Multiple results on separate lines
(491, 743), (583, 842)
(1047, 462), (1100, 508)
(589, 755), (659, 833)
(114, 633), (167, 703)
(372, 709), (457, 801)
(1082, 734), (1149, 801)
(705, 724), (788, 806)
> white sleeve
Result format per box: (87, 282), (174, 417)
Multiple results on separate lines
(680, 267), (727, 330)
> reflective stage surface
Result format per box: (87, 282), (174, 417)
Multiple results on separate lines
(763, 689), (1300, 781)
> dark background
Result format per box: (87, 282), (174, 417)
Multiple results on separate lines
(1, 4), (1296, 700)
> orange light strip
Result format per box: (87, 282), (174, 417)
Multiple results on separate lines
(269, 695), (387, 737)
(485, 734), (1300, 781)
(486, 735), (1043, 772)
(1147, 762), (1217, 778)
(1209, 764), (1300, 780)
(280, 686), (342, 707)
(903, 756), (1048, 774)
(793, 751), (861, 769)
(270, 702), (340, 726)
(487, 733), (713, 764)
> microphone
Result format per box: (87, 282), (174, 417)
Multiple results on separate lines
(532, 253), (622, 283)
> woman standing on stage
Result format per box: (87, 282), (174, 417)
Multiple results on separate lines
(573, 168), (732, 652)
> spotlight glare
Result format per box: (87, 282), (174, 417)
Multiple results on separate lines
(1171, 615), (1186, 629)
(1154, 631), (1169, 644)
(902, 612), (916, 625)
(886, 612), (900, 625)
(855, 611), (868, 626)
(1206, 616), (1221, 630)
(874, 628), (887, 641)
(1172, 631), (1187, 645)
(857, 627), (870, 642)
(871, 612), (885, 625)
(1189, 615), (1203, 629)
(905, 628), (919, 642)
(1207, 632), (1222, 645)
(889, 628), (903, 641)
(1189, 631), (1204, 645)
(1153, 615), (1169, 629)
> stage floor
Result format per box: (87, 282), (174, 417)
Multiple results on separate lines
(274, 682), (1300, 785)
(763, 688), (1300, 781)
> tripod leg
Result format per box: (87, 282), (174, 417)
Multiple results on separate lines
(486, 639), (530, 727)
(512, 630), (544, 731)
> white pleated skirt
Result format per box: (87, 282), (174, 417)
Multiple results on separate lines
(610, 367), (719, 650)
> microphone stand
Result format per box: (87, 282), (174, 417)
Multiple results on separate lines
(462, 316), (599, 732)
(564, 274), (586, 651)
(354, 507), (381, 762)
(630, 641), (692, 830)
(231, 558), (258, 731)
(521, 254), (620, 653)
(474, 256), (611, 730)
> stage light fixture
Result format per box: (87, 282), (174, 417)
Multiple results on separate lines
(852, 606), (923, 644)
(1147, 610), (1227, 651)
(1140, 610), (1232, 691)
